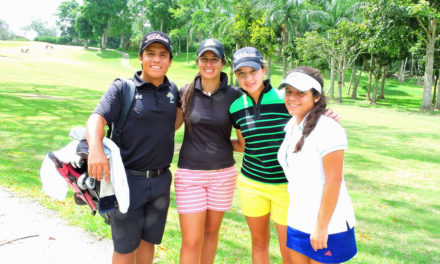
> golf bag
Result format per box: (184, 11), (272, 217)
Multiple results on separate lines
(40, 127), (129, 225)
(42, 138), (112, 224)
(49, 142), (113, 224)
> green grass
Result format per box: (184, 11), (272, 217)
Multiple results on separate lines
(0, 41), (439, 263)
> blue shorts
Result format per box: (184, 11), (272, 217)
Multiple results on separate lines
(286, 223), (357, 263)
(110, 169), (172, 254)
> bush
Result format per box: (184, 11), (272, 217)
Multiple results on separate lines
(35, 36), (57, 44)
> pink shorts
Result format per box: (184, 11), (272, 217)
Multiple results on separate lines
(174, 166), (237, 214)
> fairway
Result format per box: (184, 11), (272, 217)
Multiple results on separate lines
(0, 41), (439, 264)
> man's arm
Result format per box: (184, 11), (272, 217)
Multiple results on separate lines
(85, 113), (109, 181)
(175, 107), (184, 131)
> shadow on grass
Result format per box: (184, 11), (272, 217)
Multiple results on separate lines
(345, 172), (440, 263)
(0, 81), (103, 188)
(344, 121), (440, 165)
(96, 50), (123, 59)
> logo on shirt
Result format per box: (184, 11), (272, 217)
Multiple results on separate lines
(324, 250), (332, 256)
(167, 92), (174, 103)
(135, 93), (142, 99)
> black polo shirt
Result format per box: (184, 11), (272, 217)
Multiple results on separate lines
(178, 72), (241, 170)
(94, 71), (180, 171)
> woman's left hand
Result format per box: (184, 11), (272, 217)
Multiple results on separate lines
(310, 226), (329, 251)
(324, 108), (341, 122)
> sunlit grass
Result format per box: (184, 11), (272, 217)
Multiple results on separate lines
(0, 41), (439, 263)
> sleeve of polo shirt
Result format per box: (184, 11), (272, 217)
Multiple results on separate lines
(316, 117), (348, 158)
(93, 79), (123, 124)
(175, 86), (182, 108)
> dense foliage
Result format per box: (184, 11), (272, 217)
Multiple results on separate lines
(1, 0), (439, 109)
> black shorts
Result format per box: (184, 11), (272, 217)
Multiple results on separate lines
(110, 169), (172, 254)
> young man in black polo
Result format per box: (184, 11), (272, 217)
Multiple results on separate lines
(85, 31), (179, 264)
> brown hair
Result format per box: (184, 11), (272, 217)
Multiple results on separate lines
(181, 72), (200, 132)
(181, 54), (226, 132)
(291, 66), (327, 153)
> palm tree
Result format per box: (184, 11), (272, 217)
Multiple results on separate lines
(306, 0), (363, 100)
(267, 0), (307, 78)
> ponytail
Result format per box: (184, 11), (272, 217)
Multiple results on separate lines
(291, 66), (326, 153)
(294, 91), (326, 153)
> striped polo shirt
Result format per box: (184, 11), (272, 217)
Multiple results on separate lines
(229, 80), (291, 184)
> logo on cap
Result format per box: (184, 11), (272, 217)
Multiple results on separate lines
(145, 33), (169, 43)
(233, 52), (261, 63)
(204, 39), (216, 47)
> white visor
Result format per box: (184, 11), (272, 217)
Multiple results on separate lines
(280, 72), (322, 94)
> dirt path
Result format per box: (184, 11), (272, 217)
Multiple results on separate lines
(0, 187), (113, 264)
(0, 43), (133, 263)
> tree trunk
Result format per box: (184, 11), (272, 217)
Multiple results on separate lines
(277, 40), (282, 63)
(352, 58), (366, 99)
(329, 57), (335, 100)
(119, 34), (124, 49)
(160, 19), (164, 32)
(402, 57), (407, 82)
(433, 69), (439, 104)
(337, 57), (343, 103)
(398, 58), (408, 84)
(101, 21), (110, 51)
(186, 31), (189, 64)
(347, 65), (357, 95)
(397, 60), (403, 83)
(282, 32), (288, 78)
(198, 31), (202, 43)
(435, 76), (440, 110)
(342, 70), (346, 87)
(379, 65), (387, 99)
(84, 39), (89, 49)
(367, 56), (374, 102)
(351, 70), (361, 99)
(266, 54), (272, 80)
(410, 52), (415, 76)
(421, 20), (436, 111)
(289, 60), (292, 72)
(371, 74), (378, 104)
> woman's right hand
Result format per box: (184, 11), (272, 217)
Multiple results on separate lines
(310, 225), (329, 251)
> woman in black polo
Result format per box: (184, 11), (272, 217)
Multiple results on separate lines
(174, 39), (243, 264)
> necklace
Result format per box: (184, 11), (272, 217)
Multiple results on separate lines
(202, 90), (213, 96)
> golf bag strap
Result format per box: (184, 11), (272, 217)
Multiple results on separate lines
(107, 78), (136, 146)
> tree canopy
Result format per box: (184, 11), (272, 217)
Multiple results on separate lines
(9, 0), (439, 110)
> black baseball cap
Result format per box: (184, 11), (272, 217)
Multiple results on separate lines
(233, 47), (264, 71)
(197, 38), (225, 59)
(139, 31), (173, 59)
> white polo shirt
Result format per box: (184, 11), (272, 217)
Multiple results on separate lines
(277, 115), (356, 234)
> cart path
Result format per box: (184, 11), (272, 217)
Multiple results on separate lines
(0, 186), (113, 264)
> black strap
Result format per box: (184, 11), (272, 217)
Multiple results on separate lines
(106, 78), (136, 146)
